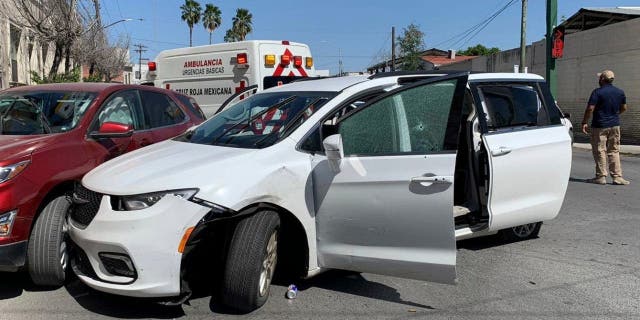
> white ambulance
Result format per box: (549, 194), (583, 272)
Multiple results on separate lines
(147, 40), (316, 117)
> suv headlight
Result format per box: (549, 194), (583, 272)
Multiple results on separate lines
(0, 210), (18, 236)
(115, 189), (199, 211)
(0, 160), (30, 184)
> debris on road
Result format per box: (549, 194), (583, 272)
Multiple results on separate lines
(286, 284), (298, 299)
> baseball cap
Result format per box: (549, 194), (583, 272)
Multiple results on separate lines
(597, 70), (615, 81)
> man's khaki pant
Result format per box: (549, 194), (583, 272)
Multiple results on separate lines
(590, 126), (622, 178)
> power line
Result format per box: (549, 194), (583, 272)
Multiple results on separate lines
(455, 0), (519, 50)
(433, 0), (518, 49)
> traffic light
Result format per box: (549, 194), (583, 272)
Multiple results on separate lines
(552, 26), (565, 59)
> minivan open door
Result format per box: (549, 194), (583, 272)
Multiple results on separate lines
(475, 82), (572, 231)
(313, 73), (469, 284)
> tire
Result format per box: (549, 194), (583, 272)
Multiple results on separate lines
(499, 222), (542, 242)
(221, 210), (280, 313)
(27, 195), (71, 286)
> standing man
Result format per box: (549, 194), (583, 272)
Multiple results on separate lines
(581, 70), (629, 185)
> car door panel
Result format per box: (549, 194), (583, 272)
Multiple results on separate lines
(314, 154), (458, 283)
(483, 125), (571, 231)
(313, 73), (469, 284)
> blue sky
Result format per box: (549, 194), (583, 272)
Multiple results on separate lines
(101, 0), (637, 74)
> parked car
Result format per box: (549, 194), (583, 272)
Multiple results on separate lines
(68, 72), (572, 312)
(0, 83), (205, 286)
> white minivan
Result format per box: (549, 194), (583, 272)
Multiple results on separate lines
(68, 72), (572, 312)
(147, 40), (316, 117)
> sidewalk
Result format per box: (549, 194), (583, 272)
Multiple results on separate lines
(573, 143), (640, 155)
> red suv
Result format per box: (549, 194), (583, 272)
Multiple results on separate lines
(0, 83), (205, 285)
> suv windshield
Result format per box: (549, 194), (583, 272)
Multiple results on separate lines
(178, 91), (336, 148)
(0, 90), (97, 135)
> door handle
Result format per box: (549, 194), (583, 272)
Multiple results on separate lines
(409, 175), (452, 195)
(491, 146), (512, 157)
(411, 176), (452, 184)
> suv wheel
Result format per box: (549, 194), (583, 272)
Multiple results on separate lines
(27, 195), (71, 286)
(500, 222), (542, 241)
(221, 210), (280, 313)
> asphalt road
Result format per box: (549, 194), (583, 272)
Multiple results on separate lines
(1, 148), (639, 320)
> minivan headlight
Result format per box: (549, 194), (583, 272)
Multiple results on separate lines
(0, 160), (30, 184)
(115, 189), (198, 211)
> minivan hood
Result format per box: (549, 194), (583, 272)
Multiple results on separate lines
(0, 134), (57, 163)
(83, 140), (258, 196)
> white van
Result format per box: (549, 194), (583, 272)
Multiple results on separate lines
(147, 40), (316, 117)
(68, 72), (572, 313)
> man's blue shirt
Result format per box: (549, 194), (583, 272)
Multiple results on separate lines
(588, 84), (626, 128)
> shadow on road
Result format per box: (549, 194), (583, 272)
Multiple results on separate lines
(64, 278), (185, 319)
(291, 270), (433, 309)
(0, 271), (59, 300)
(207, 270), (436, 314)
(457, 234), (541, 251)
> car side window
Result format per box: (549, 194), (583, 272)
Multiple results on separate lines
(94, 90), (140, 130)
(299, 91), (384, 154)
(175, 94), (206, 120)
(479, 84), (549, 130)
(338, 79), (458, 156)
(139, 90), (186, 128)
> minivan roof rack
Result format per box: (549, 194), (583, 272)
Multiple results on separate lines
(367, 70), (472, 80)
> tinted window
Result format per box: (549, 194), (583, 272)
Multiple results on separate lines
(0, 90), (96, 134)
(175, 94), (205, 120)
(339, 79), (458, 156)
(94, 90), (140, 130)
(479, 85), (548, 129)
(139, 91), (186, 128)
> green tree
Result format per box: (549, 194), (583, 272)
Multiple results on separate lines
(202, 3), (222, 45)
(224, 28), (241, 42)
(231, 8), (253, 41)
(397, 23), (425, 71)
(457, 44), (500, 56)
(180, 0), (202, 47)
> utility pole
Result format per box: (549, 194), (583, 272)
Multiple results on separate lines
(546, 0), (558, 96)
(391, 26), (396, 71)
(338, 48), (343, 76)
(519, 0), (527, 73)
(133, 44), (148, 80)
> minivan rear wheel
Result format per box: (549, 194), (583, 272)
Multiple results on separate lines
(221, 210), (280, 313)
(27, 195), (71, 286)
(499, 222), (542, 242)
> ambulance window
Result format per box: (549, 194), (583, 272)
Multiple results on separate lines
(139, 91), (186, 128)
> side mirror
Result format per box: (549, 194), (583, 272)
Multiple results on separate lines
(89, 122), (133, 139)
(323, 134), (343, 172)
(563, 112), (571, 119)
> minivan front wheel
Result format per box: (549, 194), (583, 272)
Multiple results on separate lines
(27, 195), (71, 286)
(221, 210), (280, 313)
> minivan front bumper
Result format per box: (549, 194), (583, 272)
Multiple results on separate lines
(68, 193), (210, 298)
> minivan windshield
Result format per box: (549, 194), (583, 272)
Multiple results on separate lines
(178, 91), (336, 148)
(0, 91), (97, 135)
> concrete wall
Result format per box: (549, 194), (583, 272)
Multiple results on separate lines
(556, 18), (640, 144)
(441, 18), (640, 144)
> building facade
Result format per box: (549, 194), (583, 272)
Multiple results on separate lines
(0, 3), (67, 89)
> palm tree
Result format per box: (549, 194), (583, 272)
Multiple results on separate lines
(180, 0), (202, 47)
(231, 8), (253, 41)
(202, 4), (222, 45)
(224, 28), (241, 43)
